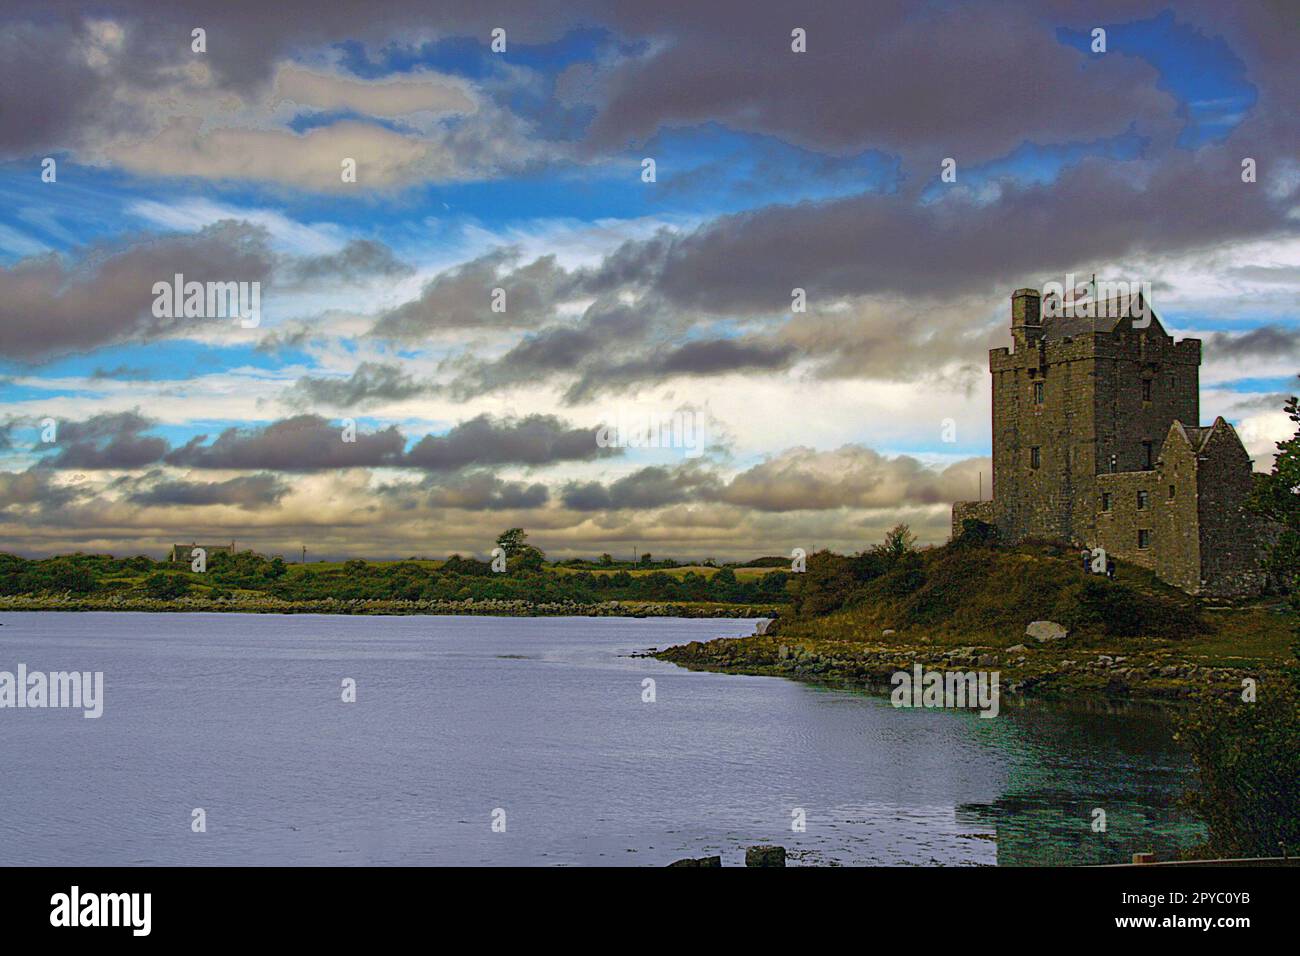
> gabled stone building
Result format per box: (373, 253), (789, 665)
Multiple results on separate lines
(168, 541), (236, 563)
(952, 287), (1269, 597)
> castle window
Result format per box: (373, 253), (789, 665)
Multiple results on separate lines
(1142, 378), (1152, 402)
(1138, 529), (1151, 550)
(1168, 484), (1176, 500)
(1101, 493), (1112, 512)
(1030, 446), (1040, 470)
(1137, 490), (1149, 510)
(1108, 455), (1118, 474)
(1142, 441), (1154, 470)
(1033, 381), (1044, 405)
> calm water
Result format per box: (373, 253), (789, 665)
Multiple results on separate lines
(0, 612), (1203, 866)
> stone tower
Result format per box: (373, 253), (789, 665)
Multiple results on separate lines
(953, 287), (1268, 597)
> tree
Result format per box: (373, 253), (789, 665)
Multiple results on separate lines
(598, 553), (613, 566)
(507, 545), (546, 573)
(495, 528), (529, 558)
(873, 523), (917, 562)
(1248, 378), (1300, 616)
(793, 550), (857, 617)
(1179, 382), (1300, 857)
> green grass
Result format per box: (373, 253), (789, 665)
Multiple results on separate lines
(546, 564), (774, 581)
(780, 542), (1293, 667)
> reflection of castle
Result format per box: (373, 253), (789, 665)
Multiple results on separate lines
(953, 288), (1270, 597)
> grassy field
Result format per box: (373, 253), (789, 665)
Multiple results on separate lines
(546, 564), (777, 581)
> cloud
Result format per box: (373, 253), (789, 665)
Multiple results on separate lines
(1202, 325), (1300, 360)
(128, 472), (288, 509)
(0, 468), (82, 511)
(41, 411), (169, 470)
(403, 413), (618, 470)
(370, 251), (571, 340)
(288, 239), (413, 284)
(164, 415), (406, 471)
(289, 362), (434, 408)
(272, 63), (476, 117)
(0, 221), (274, 362)
(718, 446), (987, 511)
(562, 464), (721, 510)
(420, 472), (551, 510)
(561, 447), (989, 513)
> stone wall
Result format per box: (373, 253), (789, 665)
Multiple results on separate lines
(951, 499), (997, 539)
(1196, 425), (1267, 597)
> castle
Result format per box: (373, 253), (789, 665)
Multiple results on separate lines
(952, 287), (1269, 597)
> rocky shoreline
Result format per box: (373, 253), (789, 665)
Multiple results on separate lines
(654, 629), (1271, 705)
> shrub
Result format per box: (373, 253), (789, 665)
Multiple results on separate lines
(144, 572), (191, 599)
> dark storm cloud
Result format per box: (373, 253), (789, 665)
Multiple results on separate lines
(370, 251), (571, 340)
(0, 19), (111, 156)
(40, 411), (168, 470)
(128, 472), (288, 509)
(1227, 392), (1292, 415)
(8, 1), (1265, 178)
(449, 301), (652, 398)
(422, 472), (550, 510)
(629, 147), (1296, 315)
(26, 411), (616, 475)
(582, 2), (1179, 168)
(564, 337), (797, 403)
(164, 415), (407, 471)
(561, 465), (721, 511)
(289, 362), (434, 408)
(0, 221), (274, 362)
(0, 468), (83, 510)
(403, 413), (617, 471)
(1202, 325), (1300, 360)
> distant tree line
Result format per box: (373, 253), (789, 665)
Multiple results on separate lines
(0, 528), (791, 606)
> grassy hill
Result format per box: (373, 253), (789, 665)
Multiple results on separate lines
(783, 539), (1210, 644)
(657, 535), (1294, 700)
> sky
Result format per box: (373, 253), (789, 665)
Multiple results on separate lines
(0, 0), (1297, 561)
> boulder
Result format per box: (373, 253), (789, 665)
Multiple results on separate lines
(668, 856), (722, 867)
(745, 845), (787, 867)
(1025, 620), (1068, 642)
(882, 628), (896, 636)
(1007, 644), (1028, 654)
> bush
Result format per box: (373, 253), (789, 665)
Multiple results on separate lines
(1178, 679), (1300, 857)
(144, 572), (191, 599)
